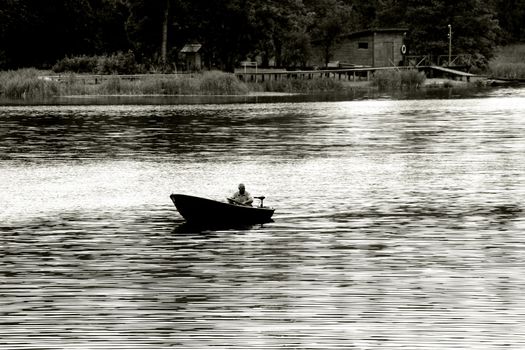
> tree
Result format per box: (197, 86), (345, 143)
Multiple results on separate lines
(89, 0), (131, 54)
(125, 0), (165, 61)
(375, 0), (409, 27)
(0, 0), (29, 68)
(451, 0), (501, 66)
(282, 31), (312, 68)
(306, 0), (354, 67)
(403, 0), (501, 67)
(351, 0), (380, 29)
(177, 0), (257, 71)
(495, 0), (525, 42)
(0, 0), (99, 68)
(0, 0), (513, 71)
(246, 0), (312, 68)
(161, 0), (170, 63)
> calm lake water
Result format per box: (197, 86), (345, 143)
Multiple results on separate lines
(1, 88), (525, 349)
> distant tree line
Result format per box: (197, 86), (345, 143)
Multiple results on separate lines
(0, 0), (523, 71)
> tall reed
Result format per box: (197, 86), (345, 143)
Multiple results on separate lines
(489, 63), (525, 79)
(198, 71), (249, 95)
(1, 69), (352, 98)
(0, 69), (59, 99)
(489, 44), (525, 79)
(253, 77), (344, 93)
(372, 69), (426, 90)
(140, 71), (248, 95)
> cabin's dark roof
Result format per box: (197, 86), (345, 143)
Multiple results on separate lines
(180, 43), (202, 53)
(342, 28), (408, 39)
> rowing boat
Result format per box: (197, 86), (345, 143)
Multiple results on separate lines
(170, 194), (275, 224)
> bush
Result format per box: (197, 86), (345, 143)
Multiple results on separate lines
(95, 51), (140, 75)
(52, 55), (98, 73)
(53, 51), (141, 75)
(400, 70), (426, 88)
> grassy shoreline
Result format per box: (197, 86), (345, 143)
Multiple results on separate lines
(1, 69), (354, 99)
(0, 70), (468, 101)
(5, 47), (525, 101)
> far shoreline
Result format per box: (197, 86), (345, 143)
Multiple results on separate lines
(0, 68), (504, 104)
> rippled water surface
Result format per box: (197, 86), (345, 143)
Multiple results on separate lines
(1, 89), (525, 349)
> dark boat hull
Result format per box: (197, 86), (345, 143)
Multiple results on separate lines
(170, 194), (275, 224)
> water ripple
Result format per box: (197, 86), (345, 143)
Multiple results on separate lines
(1, 92), (525, 348)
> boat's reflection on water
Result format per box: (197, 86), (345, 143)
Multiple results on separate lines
(172, 220), (274, 234)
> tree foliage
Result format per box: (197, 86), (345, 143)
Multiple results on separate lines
(495, 0), (525, 42)
(401, 0), (501, 66)
(248, 0), (312, 67)
(0, 0), (518, 70)
(306, 0), (354, 66)
(0, 0), (130, 69)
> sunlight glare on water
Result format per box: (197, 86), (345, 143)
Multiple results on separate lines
(1, 89), (525, 349)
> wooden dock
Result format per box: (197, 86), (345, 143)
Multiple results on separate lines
(235, 67), (377, 82)
(39, 65), (478, 85)
(234, 66), (478, 82)
(428, 66), (476, 82)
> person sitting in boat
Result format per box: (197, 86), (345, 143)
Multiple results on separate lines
(228, 183), (253, 206)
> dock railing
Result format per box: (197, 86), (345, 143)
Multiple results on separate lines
(234, 67), (382, 82)
(437, 54), (472, 67)
(404, 55), (433, 68)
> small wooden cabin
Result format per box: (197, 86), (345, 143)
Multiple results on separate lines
(180, 43), (202, 71)
(313, 28), (408, 68)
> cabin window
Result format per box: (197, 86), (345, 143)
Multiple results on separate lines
(358, 42), (369, 49)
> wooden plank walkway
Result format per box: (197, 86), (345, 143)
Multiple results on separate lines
(38, 65), (479, 84)
(235, 66), (479, 82)
(235, 66), (476, 82)
(234, 67), (409, 82)
(429, 66), (476, 81)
